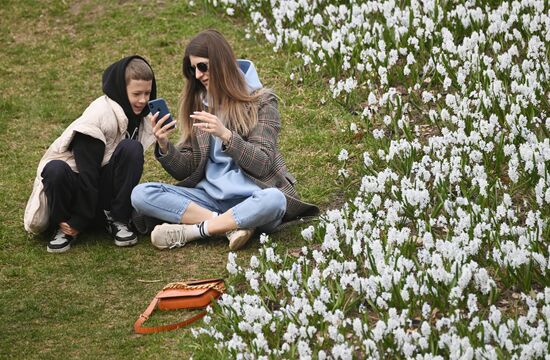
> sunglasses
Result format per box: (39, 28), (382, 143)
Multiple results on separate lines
(187, 62), (209, 76)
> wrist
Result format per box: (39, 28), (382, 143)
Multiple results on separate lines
(221, 129), (232, 145)
(158, 140), (168, 154)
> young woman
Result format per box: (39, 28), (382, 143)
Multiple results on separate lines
(131, 30), (319, 251)
(25, 56), (157, 253)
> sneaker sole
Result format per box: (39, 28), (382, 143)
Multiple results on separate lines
(229, 231), (253, 251)
(114, 238), (138, 247)
(47, 243), (71, 253)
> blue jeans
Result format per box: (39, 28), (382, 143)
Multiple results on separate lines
(131, 183), (287, 233)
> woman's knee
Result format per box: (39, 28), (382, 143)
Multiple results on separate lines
(260, 188), (287, 215)
(131, 183), (154, 209)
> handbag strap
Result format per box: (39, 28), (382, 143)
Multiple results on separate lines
(133, 295), (208, 334)
(134, 279), (225, 334)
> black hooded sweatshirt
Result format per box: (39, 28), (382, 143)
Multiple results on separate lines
(102, 55), (157, 139)
(67, 56), (156, 230)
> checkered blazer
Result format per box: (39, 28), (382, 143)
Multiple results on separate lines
(156, 91), (319, 221)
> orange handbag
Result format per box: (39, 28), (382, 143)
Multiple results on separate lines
(134, 278), (225, 334)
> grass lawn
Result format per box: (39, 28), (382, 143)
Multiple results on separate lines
(0, 1), (353, 358)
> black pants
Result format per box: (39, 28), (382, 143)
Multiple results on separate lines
(41, 139), (144, 231)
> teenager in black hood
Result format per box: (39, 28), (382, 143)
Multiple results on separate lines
(103, 55), (157, 139)
(24, 55), (158, 253)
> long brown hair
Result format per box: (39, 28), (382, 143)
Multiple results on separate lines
(178, 29), (264, 144)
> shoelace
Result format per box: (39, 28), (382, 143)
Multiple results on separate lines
(167, 228), (189, 249)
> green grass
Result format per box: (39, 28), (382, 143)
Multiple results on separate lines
(0, 0), (352, 358)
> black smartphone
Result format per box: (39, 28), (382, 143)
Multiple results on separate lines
(148, 98), (175, 127)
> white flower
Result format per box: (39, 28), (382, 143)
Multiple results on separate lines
(265, 247), (281, 263)
(226, 252), (240, 275)
(373, 129), (385, 139)
(265, 269), (281, 288)
(249, 255), (259, 269)
(227, 333), (246, 352)
(474, 268), (495, 294)
(331, 343), (353, 359)
(252, 333), (269, 353)
(338, 168), (349, 178)
(301, 225), (315, 241)
(363, 152), (373, 167)
(368, 92), (377, 106)
(338, 149), (349, 161)
(283, 323), (299, 343)
(313, 299), (327, 315)
(422, 91), (434, 103)
(249, 278), (259, 292)
(312, 13), (323, 26)
(259, 233), (269, 244)
(443, 76), (452, 90)
(467, 293), (478, 317)
(298, 340), (312, 358)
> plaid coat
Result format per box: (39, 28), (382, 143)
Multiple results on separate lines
(156, 91), (319, 221)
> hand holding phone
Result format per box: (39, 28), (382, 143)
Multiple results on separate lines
(148, 98), (175, 128)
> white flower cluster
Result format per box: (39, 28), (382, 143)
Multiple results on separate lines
(197, 0), (549, 358)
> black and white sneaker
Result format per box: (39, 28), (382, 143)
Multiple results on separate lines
(47, 228), (75, 253)
(105, 211), (138, 247)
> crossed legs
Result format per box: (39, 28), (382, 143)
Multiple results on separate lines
(131, 183), (287, 249)
(180, 202), (238, 234)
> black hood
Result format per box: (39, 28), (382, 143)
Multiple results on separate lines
(102, 55), (157, 135)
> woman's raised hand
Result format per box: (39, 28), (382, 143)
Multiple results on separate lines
(190, 111), (232, 144)
(150, 112), (176, 153)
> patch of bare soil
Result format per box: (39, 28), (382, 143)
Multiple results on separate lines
(69, 0), (105, 18)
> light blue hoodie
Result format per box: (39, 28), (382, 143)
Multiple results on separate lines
(202, 59), (263, 106)
(238, 59), (262, 92)
(196, 60), (264, 200)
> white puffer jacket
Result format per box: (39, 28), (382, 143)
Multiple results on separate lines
(24, 95), (155, 234)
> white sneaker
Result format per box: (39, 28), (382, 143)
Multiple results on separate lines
(104, 210), (137, 247)
(106, 220), (138, 247)
(226, 229), (255, 251)
(151, 223), (197, 250)
(47, 228), (76, 253)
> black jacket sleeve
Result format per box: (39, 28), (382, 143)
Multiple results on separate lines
(67, 132), (105, 231)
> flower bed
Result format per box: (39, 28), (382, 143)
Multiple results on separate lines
(194, 1), (550, 358)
